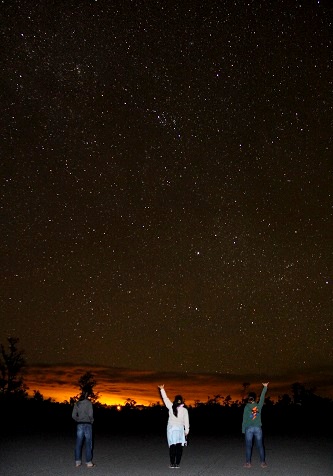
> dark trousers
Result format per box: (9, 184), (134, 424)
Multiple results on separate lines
(170, 443), (183, 465)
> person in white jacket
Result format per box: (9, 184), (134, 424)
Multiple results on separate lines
(158, 385), (190, 469)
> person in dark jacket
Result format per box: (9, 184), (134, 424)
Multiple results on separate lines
(242, 382), (269, 468)
(72, 392), (94, 467)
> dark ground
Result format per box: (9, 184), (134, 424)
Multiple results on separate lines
(1, 432), (332, 475)
(1, 399), (332, 475)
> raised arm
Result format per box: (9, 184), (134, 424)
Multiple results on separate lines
(158, 385), (173, 410)
(258, 382), (269, 408)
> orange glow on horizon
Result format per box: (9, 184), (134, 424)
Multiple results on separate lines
(25, 381), (258, 407)
(28, 385), (149, 406)
(29, 388), (187, 407)
(27, 383), (165, 406)
(27, 381), (240, 407)
(24, 365), (333, 408)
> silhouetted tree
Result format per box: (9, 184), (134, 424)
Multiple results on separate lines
(291, 382), (304, 405)
(72, 371), (99, 403)
(291, 382), (321, 406)
(32, 389), (44, 402)
(149, 401), (162, 407)
(206, 394), (222, 406)
(277, 393), (292, 407)
(124, 398), (137, 408)
(0, 337), (28, 399)
(264, 395), (274, 407)
(223, 395), (232, 406)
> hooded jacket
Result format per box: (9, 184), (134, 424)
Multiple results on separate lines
(72, 398), (94, 424)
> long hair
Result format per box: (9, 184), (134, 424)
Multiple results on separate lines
(172, 395), (184, 417)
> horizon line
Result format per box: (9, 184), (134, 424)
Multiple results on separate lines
(23, 363), (333, 406)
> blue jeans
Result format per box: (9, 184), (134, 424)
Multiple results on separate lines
(75, 423), (93, 463)
(245, 426), (265, 463)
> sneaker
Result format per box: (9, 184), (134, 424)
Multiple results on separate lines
(75, 461), (81, 467)
(243, 462), (251, 468)
(169, 463), (175, 468)
(261, 462), (268, 468)
(174, 464), (180, 469)
(86, 462), (95, 468)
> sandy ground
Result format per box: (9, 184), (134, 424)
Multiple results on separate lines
(1, 432), (332, 475)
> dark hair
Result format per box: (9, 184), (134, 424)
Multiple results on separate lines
(80, 392), (89, 401)
(248, 392), (256, 402)
(172, 395), (184, 417)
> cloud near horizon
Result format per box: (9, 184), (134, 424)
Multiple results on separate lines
(24, 364), (333, 406)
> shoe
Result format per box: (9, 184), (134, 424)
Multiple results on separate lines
(243, 462), (251, 468)
(174, 464), (180, 469)
(169, 463), (175, 468)
(86, 462), (95, 468)
(75, 461), (81, 467)
(261, 462), (268, 468)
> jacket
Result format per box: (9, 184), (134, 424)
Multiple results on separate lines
(160, 388), (189, 434)
(72, 398), (94, 424)
(242, 386), (267, 433)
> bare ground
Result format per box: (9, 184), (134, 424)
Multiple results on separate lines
(1, 433), (332, 475)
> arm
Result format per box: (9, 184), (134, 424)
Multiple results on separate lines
(258, 382), (269, 409)
(88, 402), (94, 424)
(184, 408), (190, 435)
(241, 405), (248, 434)
(72, 403), (78, 421)
(158, 385), (173, 410)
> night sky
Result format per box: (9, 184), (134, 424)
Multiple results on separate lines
(1, 0), (332, 404)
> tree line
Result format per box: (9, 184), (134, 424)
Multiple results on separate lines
(1, 337), (332, 436)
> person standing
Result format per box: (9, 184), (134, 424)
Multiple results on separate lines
(242, 382), (269, 468)
(72, 392), (94, 468)
(158, 385), (190, 469)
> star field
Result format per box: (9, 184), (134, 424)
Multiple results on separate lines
(1, 0), (332, 387)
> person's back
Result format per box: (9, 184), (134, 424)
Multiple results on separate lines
(72, 398), (94, 424)
(242, 383), (269, 468)
(158, 385), (190, 469)
(72, 393), (94, 467)
(242, 387), (266, 433)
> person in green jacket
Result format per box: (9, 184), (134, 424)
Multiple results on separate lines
(242, 382), (269, 468)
